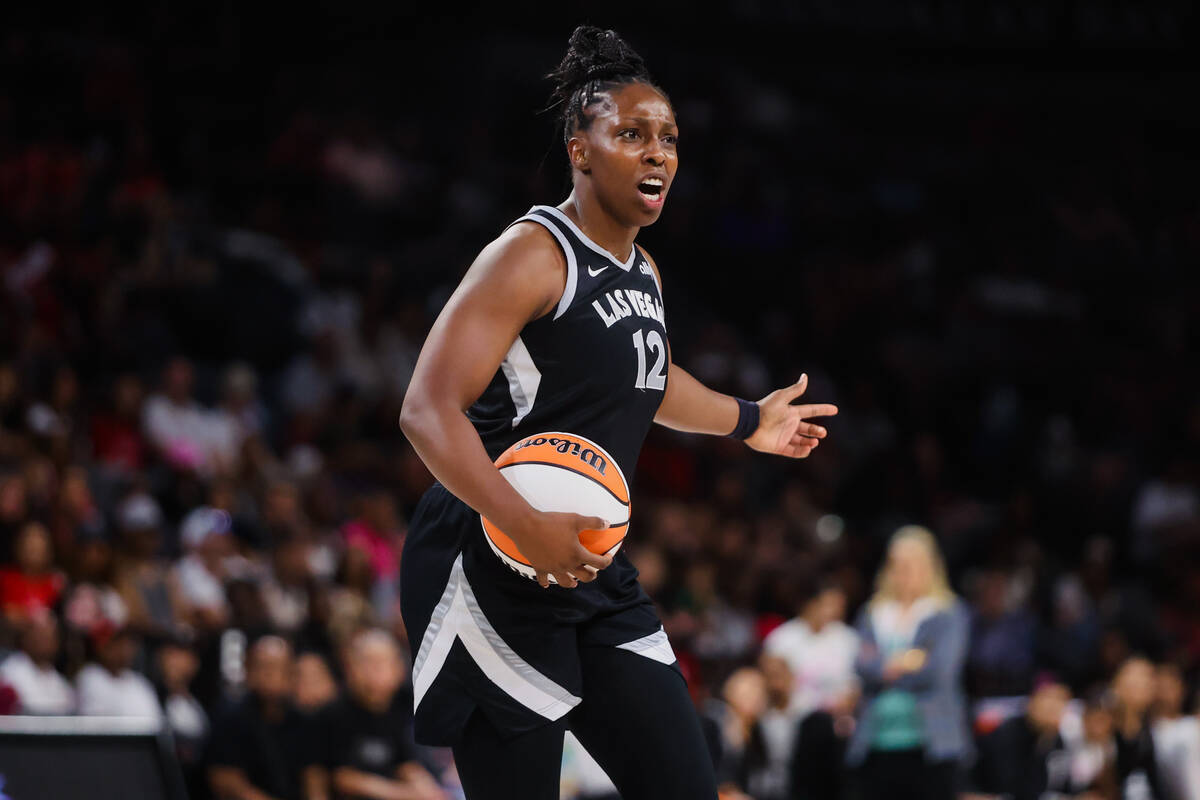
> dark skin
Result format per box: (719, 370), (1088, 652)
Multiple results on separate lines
(400, 81), (837, 589)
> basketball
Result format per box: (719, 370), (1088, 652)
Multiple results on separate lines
(480, 431), (630, 581)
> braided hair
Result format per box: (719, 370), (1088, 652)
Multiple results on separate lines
(544, 25), (670, 147)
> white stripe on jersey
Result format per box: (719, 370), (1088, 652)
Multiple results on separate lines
(499, 335), (541, 429)
(412, 554), (581, 720)
(511, 213), (579, 320)
(616, 626), (677, 665)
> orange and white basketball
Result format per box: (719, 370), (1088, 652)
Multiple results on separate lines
(480, 431), (629, 582)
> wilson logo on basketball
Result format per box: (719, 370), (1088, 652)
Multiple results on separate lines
(513, 435), (608, 475)
(481, 431), (631, 583)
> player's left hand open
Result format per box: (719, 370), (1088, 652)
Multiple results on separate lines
(746, 373), (838, 458)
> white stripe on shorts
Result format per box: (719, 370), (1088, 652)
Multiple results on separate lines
(615, 626), (677, 665)
(412, 554), (581, 720)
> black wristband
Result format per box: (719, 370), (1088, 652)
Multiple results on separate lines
(726, 397), (760, 440)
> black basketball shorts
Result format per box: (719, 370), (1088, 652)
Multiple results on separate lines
(399, 482), (678, 746)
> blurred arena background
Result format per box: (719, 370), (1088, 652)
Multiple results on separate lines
(1, 2), (1199, 799)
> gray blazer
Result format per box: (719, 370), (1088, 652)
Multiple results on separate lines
(846, 598), (972, 767)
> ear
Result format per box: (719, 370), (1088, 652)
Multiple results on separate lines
(567, 137), (590, 174)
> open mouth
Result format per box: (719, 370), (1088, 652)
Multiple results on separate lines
(637, 177), (665, 202)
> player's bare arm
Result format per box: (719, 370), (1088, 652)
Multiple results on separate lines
(399, 224), (612, 588)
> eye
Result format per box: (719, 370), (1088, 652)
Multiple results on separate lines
(663, 134), (678, 145)
(619, 128), (639, 140)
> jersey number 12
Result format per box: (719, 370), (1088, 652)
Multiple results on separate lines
(632, 329), (667, 390)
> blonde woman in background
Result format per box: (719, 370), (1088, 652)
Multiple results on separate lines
(847, 525), (971, 800)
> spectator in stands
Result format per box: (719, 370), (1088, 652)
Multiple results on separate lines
(972, 680), (1074, 799)
(680, 558), (756, 663)
(113, 491), (183, 639)
(1066, 690), (1120, 797)
(207, 635), (311, 800)
(0, 612), (74, 713)
(736, 653), (800, 800)
(262, 533), (312, 634)
(209, 362), (268, 468)
(89, 373), (148, 476)
(1041, 573), (1103, 691)
(157, 636), (209, 798)
(848, 525), (971, 800)
(709, 666), (768, 791)
(312, 628), (443, 800)
(763, 575), (858, 800)
(0, 520), (64, 624)
(764, 575), (860, 717)
(280, 329), (344, 417)
(1111, 657), (1166, 798)
(340, 488), (402, 624)
(76, 623), (163, 720)
(1151, 662), (1200, 800)
(262, 480), (307, 533)
(326, 546), (377, 647)
(293, 650), (338, 713)
(174, 505), (235, 631)
(967, 567), (1037, 698)
(226, 575), (274, 642)
(63, 530), (129, 637)
(50, 465), (105, 555)
(142, 357), (225, 476)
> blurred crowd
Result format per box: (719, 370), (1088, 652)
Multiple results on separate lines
(2, 7), (1200, 800)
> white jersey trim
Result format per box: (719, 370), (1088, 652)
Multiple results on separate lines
(510, 213), (578, 320)
(615, 626), (677, 665)
(499, 335), (541, 429)
(535, 205), (637, 272)
(413, 554), (581, 721)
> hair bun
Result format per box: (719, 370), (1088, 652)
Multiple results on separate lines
(545, 25), (649, 107)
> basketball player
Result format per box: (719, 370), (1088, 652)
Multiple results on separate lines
(399, 25), (838, 799)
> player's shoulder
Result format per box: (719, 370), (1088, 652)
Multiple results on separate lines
(465, 216), (566, 289)
(486, 217), (566, 267)
(451, 215), (569, 320)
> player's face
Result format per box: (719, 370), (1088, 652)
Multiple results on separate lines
(579, 82), (678, 226)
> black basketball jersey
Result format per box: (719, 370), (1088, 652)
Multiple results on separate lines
(467, 204), (669, 489)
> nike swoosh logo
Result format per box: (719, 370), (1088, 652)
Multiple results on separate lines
(587, 265), (609, 277)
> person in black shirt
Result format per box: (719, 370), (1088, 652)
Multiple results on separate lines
(972, 681), (1075, 800)
(1111, 657), (1165, 800)
(316, 628), (444, 800)
(207, 635), (314, 800)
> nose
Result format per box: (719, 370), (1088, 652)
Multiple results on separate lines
(644, 141), (665, 167)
